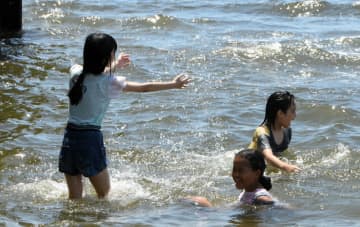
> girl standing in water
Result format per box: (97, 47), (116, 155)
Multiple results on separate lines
(59, 33), (191, 199)
(248, 91), (301, 173)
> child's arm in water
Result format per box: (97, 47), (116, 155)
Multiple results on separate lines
(185, 196), (213, 207)
(262, 148), (301, 173)
(123, 73), (191, 92)
(254, 195), (274, 205)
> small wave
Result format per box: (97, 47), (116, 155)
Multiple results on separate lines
(276, 0), (329, 17)
(321, 143), (350, 167)
(297, 143), (353, 179)
(191, 18), (217, 24)
(274, 0), (360, 17)
(39, 8), (65, 23)
(354, 1), (360, 8)
(5, 177), (151, 206)
(214, 40), (360, 67)
(214, 42), (282, 62)
(334, 36), (360, 49)
(299, 102), (357, 124)
(109, 147), (239, 205)
(120, 14), (185, 30)
(6, 180), (68, 201)
(110, 179), (151, 207)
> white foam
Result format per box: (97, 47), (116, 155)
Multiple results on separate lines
(6, 177), (152, 205)
(321, 143), (350, 166)
(7, 180), (68, 201)
(109, 179), (151, 206)
(353, 1), (360, 7)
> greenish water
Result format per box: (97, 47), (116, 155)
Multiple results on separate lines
(1, 0), (360, 226)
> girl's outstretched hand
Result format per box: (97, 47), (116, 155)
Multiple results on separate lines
(173, 73), (191, 89)
(284, 163), (301, 173)
(115, 53), (130, 69)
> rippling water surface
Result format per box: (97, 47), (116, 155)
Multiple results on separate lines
(1, 0), (360, 226)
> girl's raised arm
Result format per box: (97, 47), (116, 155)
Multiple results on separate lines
(105, 53), (130, 73)
(123, 74), (191, 92)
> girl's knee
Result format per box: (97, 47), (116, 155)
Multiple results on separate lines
(96, 185), (110, 199)
(89, 169), (110, 198)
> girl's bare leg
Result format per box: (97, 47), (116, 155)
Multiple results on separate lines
(65, 174), (83, 199)
(89, 168), (110, 199)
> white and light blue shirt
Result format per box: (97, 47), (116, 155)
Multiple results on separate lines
(67, 65), (126, 127)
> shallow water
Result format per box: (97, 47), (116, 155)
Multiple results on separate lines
(1, 0), (360, 226)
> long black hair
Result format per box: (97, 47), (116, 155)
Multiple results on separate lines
(261, 91), (295, 127)
(235, 149), (272, 190)
(68, 33), (117, 105)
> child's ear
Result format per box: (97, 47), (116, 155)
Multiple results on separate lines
(255, 169), (261, 178)
(277, 109), (284, 118)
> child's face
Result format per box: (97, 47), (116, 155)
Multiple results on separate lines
(232, 156), (260, 191)
(278, 100), (296, 128)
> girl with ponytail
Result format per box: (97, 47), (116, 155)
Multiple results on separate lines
(59, 33), (191, 199)
(187, 149), (273, 207)
(232, 149), (273, 205)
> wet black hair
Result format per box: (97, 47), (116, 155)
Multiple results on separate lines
(261, 91), (295, 127)
(68, 33), (117, 105)
(235, 149), (272, 190)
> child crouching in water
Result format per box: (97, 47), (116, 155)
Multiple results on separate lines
(189, 149), (273, 207)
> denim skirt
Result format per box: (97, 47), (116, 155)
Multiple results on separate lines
(59, 125), (107, 177)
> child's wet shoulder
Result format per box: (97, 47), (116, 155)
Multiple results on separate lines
(255, 125), (270, 136)
(70, 64), (83, 76)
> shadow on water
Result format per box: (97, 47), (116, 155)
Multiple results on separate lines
(0, 37), (24, 61)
